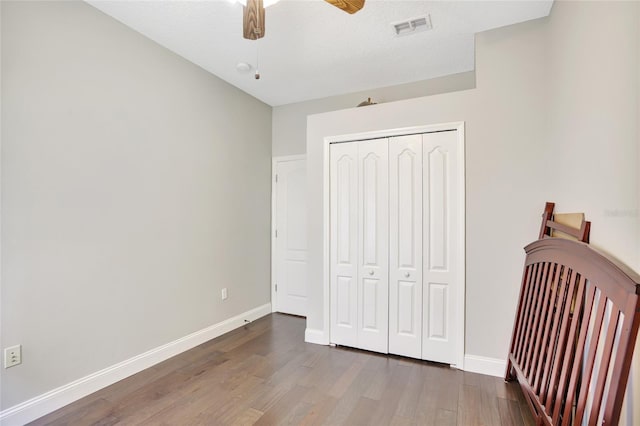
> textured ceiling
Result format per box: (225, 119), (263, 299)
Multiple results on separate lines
(86, 0), (553, 106)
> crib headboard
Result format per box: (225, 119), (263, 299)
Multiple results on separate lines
(505, 225), (640, 425)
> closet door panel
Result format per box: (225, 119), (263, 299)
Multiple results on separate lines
(397, 281), (418, 333)
(422, 130), (459, 364)
(330, 142), (359, 347)
(357, 138), (389, 353)
(389, 134), (423, 359)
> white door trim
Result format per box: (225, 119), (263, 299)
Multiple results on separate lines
(322, 122), (466, 369)
(272, 154), (306, 313)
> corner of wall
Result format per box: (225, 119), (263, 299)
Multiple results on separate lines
(304, 328), (329, 345)
(463, 354), (506, 378)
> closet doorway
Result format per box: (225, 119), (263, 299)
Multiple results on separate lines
(328, 124), (465, 367)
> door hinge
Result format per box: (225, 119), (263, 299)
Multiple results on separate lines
(275, 174), (278, 183)
(275, 284), (278, 292)
(275, 229), (278, 238)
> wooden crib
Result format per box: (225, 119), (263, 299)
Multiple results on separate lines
(505, 203), (640, 425)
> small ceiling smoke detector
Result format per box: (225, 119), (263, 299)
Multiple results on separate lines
(236, 62), (253, 73)
(391, 14), (432, 37)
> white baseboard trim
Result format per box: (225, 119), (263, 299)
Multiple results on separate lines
(0, 303), (272, 426)
(304, 327), (328, 345)
(464, 354), (507, 378)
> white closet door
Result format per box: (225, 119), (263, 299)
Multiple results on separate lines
(357, 139), (389, 353)
(330, 142), (359, 347)
(389, 134), (423, 358)
(422, 131), (459, 364)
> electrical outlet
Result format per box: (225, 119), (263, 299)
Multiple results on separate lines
(221, 288), (228, 300)
(4, 345), (22, 368)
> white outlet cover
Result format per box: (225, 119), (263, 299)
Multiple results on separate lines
(4, 344), (22, 368)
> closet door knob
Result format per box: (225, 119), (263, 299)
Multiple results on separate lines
(368, 270), (374, 276)
(404, 272), (410, 278)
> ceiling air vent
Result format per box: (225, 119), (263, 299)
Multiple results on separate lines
(392, 15), (432, 37)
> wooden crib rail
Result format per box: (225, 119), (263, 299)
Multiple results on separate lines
(505, 238), (640, 426)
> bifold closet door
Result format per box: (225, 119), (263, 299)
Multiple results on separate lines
(357, 139), (389, 353)
(330, 142), (358, 347)
(389, 134), (423, 359)
(331, 131), (461, 363)
(422, 130), (459, 364)
(330, 139), (389, 352)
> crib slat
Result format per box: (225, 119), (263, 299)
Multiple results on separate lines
(526, 263), (551, 381)
(560, 282), (597, 424)
(574, 293), (607, 423)
(513, 264), (536, 366)
(532, 263), (561, 394)
(550, 274), (586, 424)
(529, 263), (557, 389)
(544, 268), (576, 413)
(603, 295), (640, 425)
(520, 263), (542, 369)
(539, 265), (566, 403)
(588, 306), (620, 424)
(552, 276), (586, 424)
(507, 265), (530, 370)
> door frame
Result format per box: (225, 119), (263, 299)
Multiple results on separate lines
(271, 154), (307, 314)
(323, 122), (466, 369)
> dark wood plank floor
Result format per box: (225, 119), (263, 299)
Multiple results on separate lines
(30, 314), (534, 425)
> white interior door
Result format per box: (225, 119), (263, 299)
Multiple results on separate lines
(389, 134), (423, 359)
(274, 157), (307, 316)
(357, 138), (389, 353)
(330, 142), (359, 347)
(421, 131), (459, 364)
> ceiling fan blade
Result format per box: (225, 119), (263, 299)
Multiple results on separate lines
(324, 0), (365, 14)
(243, 0), (265, 40)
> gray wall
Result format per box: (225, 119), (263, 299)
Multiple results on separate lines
(1, 0), (271, 409)
(305, 0), (639, 364)
(272, 71), (475, 157)
(545, 1), (639, 265)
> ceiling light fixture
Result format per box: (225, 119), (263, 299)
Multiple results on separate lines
(325, 0), (365, 15)
(235, 0), (280, 40)
(233, 0), (364, 81)
(235, 0), (364, 41)
(235, 0), (280, 7)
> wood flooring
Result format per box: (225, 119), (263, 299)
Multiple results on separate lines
(30, 313), (534, 425)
